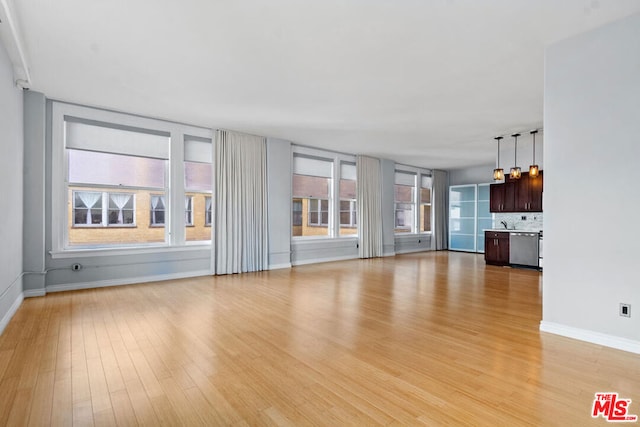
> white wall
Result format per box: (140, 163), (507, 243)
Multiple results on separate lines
(542, 13), (640, 352)
(0, 40), (24, 333)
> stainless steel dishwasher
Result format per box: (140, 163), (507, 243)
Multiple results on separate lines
(509, 232), (540, 268)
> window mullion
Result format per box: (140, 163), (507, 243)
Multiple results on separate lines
(102, 192), (108, 227)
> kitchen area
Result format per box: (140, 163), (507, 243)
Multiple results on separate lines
(448, 132), (544, 270)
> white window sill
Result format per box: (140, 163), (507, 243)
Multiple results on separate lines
(50, 243), (212, 259)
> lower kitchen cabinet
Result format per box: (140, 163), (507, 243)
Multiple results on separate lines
(484, 231), (510, 266)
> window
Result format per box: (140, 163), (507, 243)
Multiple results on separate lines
(292, 155), (332, 237)
(184, 136), (213, 242)
(340, 200), (357, 227)
(394, 168), (432, 235)
(66, 133), (167, 246)
(150, 195), (166, 226)
(308, 199), (329, 226)
(291, 149), (357, 238)
(73, 191), (103, 226)
(339, 163), (357, 236)
(205, 196), (212, 226)
(185, 196), (194, 226)
(420, 176), (432, 233)
(52, 102), (213, 254)
(73, 191), (135, 229)
(395, 171), (416, 233)
(292, 199), (303, 227)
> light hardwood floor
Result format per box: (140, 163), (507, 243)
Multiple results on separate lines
(1, 251), (638, 426)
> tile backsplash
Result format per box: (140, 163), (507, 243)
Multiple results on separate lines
(494, 212), (543, 231)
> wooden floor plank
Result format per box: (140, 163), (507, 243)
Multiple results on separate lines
(0, 252), (638, 425)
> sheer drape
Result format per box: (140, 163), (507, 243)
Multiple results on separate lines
(77, 192), (101, 224)
(356, 155), (383, 258)
(431, 169), (449, 250)
(110, 193), (131, 224)
(215, 130), (268, 274)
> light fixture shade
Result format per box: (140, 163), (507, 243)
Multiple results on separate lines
(510, 166), (521, 179)
(493, 168), (504, 180)
(529, 130), (539, 178)
(510, 133), (521, 179)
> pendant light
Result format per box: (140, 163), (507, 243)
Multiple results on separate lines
(510, 133), (521, 179)
(493, 136), (504, 181)
(529, 130), (539, 178)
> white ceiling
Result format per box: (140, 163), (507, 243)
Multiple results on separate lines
(13, 0), (640, 169)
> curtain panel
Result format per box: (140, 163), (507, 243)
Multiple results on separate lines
(431, 169), (449, 250)
(215, 130), (268, 274)
(356, 155), (383, 258)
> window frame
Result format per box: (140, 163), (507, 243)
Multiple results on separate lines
(51, 102), (213, 257)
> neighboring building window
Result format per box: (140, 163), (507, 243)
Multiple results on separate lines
(339, 200), (357, 228)
(73, 191), (135, 227)
(292, 199), (303, 226)
(185, 196), (194, 226)
(73, 191), (104, 226)
(395, 171), (416, 233)
(205, 196), (212, 226)
(150, 195), (166, 226)
(308, 199), (329, 226)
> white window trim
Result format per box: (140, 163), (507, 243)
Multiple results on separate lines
(291, 145), (357, 240)
(394, 164), (433, 235)
(51, 102), (213, 254)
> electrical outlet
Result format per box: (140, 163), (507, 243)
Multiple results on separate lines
(521, 215), (527, 220)
(620, 303), (631, 318)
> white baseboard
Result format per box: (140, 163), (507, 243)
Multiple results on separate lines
(269, 263), (292, 270)
(0, 292), (23, 336)
(292, 254), (358, 266)
(540, 321), (640, 354)
(46, 269), (212, 293)
(24, 289), (46, 298)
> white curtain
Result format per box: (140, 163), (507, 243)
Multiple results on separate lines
(110, 193), (131, 224)
(215, 130), (268, 274)
(431, 169), (449, 250)
(78, 192), (101, 224)
(356, 155), (383, 258)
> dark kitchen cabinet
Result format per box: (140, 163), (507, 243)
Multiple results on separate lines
(485, 231), (510, 265)
(490, 171), (543, 213)
(515, 171), (543, 212)
(490, 181), (515, 212)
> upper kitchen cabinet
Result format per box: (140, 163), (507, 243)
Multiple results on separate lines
(490, 180), (515, 212)
(515, 171), (543, 212)
(490, 171), (543, 213)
